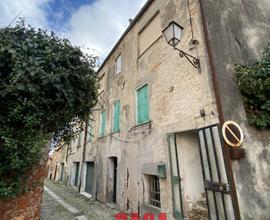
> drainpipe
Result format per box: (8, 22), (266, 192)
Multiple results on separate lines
(198, 0), (241, 219)
(79, 118), (88, 192)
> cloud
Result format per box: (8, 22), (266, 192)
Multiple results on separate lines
(0, 0), (50, 28)
(66, 0), (147, 58)
(0, 0), (147, 59)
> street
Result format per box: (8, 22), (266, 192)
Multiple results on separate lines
(41, 180), (118, 220)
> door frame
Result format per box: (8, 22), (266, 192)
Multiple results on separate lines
(167, 124), (240, 219)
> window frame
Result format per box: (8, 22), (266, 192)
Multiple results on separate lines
(99, 110), (106, 137)
(115, 54), (122, 76)
(87, 119), (93, 142)
(112, 99), (120, 133)
(136, 83), (150, 125)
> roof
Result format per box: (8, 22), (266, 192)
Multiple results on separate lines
(97, 0), (154, 73)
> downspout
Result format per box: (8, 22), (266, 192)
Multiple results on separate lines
(198, 0), (241, 219)
(79, 119), (88, 192)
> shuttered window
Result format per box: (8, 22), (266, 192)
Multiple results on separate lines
(99, 110), (106, 137)
(87, 119), (93, 142)
(137, 84), (149, 124)
(112, 100), (120, 132)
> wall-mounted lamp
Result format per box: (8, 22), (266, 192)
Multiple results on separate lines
(162, 21), (200, 71)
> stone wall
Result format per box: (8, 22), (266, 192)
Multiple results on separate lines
(0, 156), (48, 220)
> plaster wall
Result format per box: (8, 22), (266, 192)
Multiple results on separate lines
(83, 0), (219, 218)
(200, 0), (270, 219)
(176, 132), (206, 218)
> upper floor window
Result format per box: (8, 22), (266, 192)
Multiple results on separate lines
(78, 131), (83, 147)
(139, 12), (161, 55)
(87, 119), (93, 142)
(99, 110), (106, 137)
(112, 100), (120, 133)
(136, 84), (149, 124)
(115, 55), (122, 75)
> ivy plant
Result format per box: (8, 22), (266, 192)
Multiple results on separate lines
(235, 47), (270, 128)
(0, 20), (98, 198)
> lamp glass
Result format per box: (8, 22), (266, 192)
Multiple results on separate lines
(163, 21), (183, 47)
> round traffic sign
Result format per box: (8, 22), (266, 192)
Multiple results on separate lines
(222, 121), (244, 147)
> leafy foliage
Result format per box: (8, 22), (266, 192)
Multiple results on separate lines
(235, 47), (270, 128)
(0, 20), (98, 198)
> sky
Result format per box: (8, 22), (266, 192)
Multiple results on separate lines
(0, 0), (147, 62)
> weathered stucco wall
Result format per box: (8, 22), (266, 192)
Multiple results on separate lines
(84, 0), (219, 218)
(200, 0), (270, 219)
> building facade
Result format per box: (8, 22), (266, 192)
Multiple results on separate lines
(47, 0), (270, 219)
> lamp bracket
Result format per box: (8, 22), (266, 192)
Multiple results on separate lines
(173, 47), (200, 70)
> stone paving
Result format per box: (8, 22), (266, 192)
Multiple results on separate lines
(41, 180), (118, 220)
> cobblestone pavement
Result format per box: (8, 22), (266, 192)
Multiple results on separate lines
(41, 180), (118, 220)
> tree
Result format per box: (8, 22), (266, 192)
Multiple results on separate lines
(0, 20), (98, 198)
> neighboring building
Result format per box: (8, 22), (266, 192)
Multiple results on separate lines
(48, 0), (270, 219)
(47, 144), (69, 184)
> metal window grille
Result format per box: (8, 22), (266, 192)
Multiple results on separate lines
(149, 175), (161, 208)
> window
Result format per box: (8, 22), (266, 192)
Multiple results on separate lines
(78, 132), (83, 147)
(99, 110), (106, 137)
(136, 84), (149, 124)
(87, 119), (93, 142)
(115, 55), (122, 75)
(139, 12), (161, 55)
(147, 175), (161, 208)
(112, 100), (120, 132)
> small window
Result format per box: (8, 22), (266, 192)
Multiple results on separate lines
(87, 119), (93, 142)
(99, 110), (106, 137)
(78, 132), (83, 147)
(146, 175), (161, 208)
(112, 100), (120, 133)
(136, 84), (149, 124)
(115, 55), (122, 75)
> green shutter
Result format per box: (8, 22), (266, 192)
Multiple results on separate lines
(137, 84), (149, 124)
(100, 111), (106, 137)
(88, 120), (92, 142)
(113, 100), (120, 132)
(78, 132), (82, 146)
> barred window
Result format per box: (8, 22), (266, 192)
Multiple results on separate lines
(148, 175), (161, 208)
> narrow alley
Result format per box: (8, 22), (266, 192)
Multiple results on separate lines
(41, 180), (118, 220)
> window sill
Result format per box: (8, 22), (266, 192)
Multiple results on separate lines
(135, 120), (152, 128)
(111, 130), (120, 134)
(141, 203), (161, 213)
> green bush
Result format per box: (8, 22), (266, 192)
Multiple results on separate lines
(0, 20), (98, 198)
(235, 47), (270, 128)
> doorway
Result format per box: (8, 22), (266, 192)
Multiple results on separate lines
(59, 163), (64, 182)
(107, 157), (118, 203)
(74, 162), (80, 187)
(168, 125), (236, 219)
(85, 162), (95, 195)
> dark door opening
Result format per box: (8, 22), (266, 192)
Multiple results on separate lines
(85, 162), (94, 194)
(74, 162), (80, 187)
(54, 165), (57, 180)
(107, 157), (118, 203)
(60, 163), (64, 182)
(112, 157), (117, 203)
